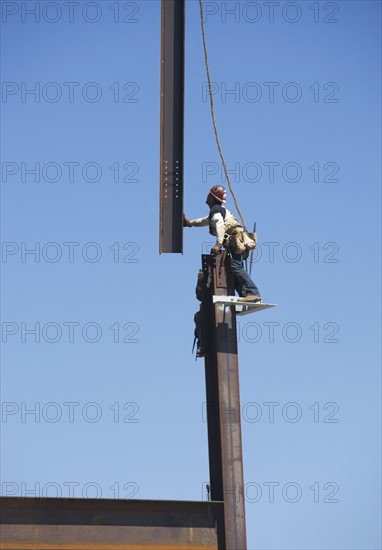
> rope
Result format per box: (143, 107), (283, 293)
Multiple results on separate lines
(199, 0), (247, 230)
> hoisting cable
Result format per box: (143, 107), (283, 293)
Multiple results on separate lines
(199, 0), (247, 231)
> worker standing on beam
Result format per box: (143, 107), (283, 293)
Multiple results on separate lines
(184, 185), (261, 303)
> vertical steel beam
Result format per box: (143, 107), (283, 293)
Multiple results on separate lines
(160, 0), (185, 253)
(202, 253), (247, 550)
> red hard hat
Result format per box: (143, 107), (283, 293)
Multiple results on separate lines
(208, 185), (227, 203)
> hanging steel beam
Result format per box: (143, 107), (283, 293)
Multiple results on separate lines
(159, 0), (185, 253)
(202, 253), (247, 550)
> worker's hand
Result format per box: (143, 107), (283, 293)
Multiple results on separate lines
(183, 214), (192, 227)
(210, 243), (223, 255)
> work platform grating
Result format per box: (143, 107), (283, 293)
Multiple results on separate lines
(212, 295), (277, 316)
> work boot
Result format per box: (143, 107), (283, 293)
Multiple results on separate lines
(241, 294), (262, 303)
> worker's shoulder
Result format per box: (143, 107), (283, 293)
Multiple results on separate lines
(209, 204), (226, 220)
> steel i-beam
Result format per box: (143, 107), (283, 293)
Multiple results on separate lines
(0, 497), (224, 549)
(202, 253), (247, 550)
(159, 0), (185, 253)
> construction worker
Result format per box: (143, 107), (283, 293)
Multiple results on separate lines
(194, 270), (206, 357)
(183, 185), (261, 302)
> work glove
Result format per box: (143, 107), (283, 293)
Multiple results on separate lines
(210, 242), (223, 255)
(183, 214), (192, 227)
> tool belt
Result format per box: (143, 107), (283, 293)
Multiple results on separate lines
(224, 221), (257, 259)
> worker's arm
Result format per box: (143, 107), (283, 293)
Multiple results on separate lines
(184, 213), (224, 239)
(183, 214), (209, 227)
(190, 217), (209, 227)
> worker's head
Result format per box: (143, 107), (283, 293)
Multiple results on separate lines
(206, 185), (227, 206)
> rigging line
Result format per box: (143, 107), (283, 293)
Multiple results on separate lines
(199, 0), (247, 230)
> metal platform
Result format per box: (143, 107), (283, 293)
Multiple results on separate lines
(212, 295), (277, 316)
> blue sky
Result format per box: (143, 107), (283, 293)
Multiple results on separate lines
(1, 1), (381, 548)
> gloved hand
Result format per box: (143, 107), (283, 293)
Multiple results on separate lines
(183, 214), (192, 227)
(210, 243), (223, 255)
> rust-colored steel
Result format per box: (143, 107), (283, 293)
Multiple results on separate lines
(0, 497), (223, 549)
(202, 253), (247, 550)
(159, 0), (185, 253)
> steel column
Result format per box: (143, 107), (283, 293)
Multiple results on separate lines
(202, 253), (247, 550)
(159, 0), (185, 253)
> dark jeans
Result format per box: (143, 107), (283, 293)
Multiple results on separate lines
(228, 252), (260, 297)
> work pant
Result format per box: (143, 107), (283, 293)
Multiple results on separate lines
(194, 309), (204, 349)
(228, 252), (260, 297)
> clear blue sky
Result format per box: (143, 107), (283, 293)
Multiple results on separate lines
(1, 1), (381, 549)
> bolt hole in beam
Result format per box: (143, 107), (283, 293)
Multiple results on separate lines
(160, 0), (185, 253)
